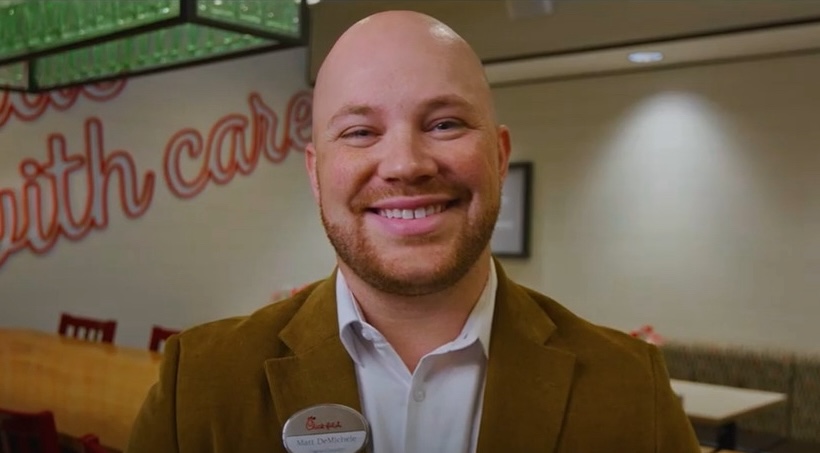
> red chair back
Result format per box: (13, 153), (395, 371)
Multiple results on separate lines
(148, 326), (180, 353)
(78, 434), (108, 453)
(58, 313), (117, 344)
(0, 408), (60, 453)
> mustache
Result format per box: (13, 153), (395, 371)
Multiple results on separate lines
(350, 181), (470, 211)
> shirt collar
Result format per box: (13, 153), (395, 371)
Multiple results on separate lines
(336, 260), (498, 365)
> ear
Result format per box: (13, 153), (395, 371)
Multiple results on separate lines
(305, 142), (320, 203)
(496, 125), (512, 182)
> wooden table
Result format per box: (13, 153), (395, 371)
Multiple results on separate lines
(671, 379), (787, 450)
(0, 328), (161, 451)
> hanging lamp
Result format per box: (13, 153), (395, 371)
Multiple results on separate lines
(0, 0), (308, 93)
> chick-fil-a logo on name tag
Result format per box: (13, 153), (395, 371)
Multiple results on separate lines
(306, 416), (343, 431)
(0, 90), (312, 271)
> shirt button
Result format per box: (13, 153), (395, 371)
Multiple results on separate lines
(413, 389), (426, 402)
(361, 329), (374, 341)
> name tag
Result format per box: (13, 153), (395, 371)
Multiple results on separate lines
(282, 404), (369, 453)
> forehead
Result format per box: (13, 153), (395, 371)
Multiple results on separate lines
(313, 36), (490, 124)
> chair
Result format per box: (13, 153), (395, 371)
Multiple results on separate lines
(0, 408), (60, 453)
(148, 325), (180, 353)
(57, 313), (117, 344)
(78, 434), (107, 453)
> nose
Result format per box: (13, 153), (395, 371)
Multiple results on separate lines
(376, 128), (438, 184)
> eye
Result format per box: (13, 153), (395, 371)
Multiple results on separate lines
(432, 120), (462, 131)
(339, 127), (380, 147)
(341, 128), (374, 139)
(428, 119), (468, 139)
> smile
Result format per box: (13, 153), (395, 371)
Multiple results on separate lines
(377, 203), (446, 220)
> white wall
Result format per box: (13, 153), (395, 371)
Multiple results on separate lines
(0, 49), (336, 348)
(495, 53), (820, 353)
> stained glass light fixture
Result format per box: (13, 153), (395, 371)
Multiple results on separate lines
(0, 0), (307, 92)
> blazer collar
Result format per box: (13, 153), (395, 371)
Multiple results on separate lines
(476, 261), (577, 453)
(264, 271), (363, 429)
(263, 263), (577, 453)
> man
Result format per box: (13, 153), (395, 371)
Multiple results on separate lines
(127, 10), (701, 453)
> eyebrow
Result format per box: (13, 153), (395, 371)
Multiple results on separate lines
(422, 94), (477, 115)
(325, 94), (480, 130)
(326, 104), (375, 130)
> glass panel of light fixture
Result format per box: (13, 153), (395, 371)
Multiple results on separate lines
(196, 0), (301, 38)
(0, 0), (180, 59)
(0, 60), (26, 89)
(32, 23), (273, 89)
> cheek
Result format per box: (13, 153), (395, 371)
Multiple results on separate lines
(317, 156), (366, 201)
(448, 148), (499, 191)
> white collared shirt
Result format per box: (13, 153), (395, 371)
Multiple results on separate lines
(336, 261), (497, 453)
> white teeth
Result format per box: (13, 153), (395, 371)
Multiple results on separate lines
(378, 204), (446, 219)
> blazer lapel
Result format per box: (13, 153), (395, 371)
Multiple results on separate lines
(476, 265), (577, 453)
(264, 274), (362, 428)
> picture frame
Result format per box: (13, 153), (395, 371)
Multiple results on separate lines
(491, 162), (532, 258)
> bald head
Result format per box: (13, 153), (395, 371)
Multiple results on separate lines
(315, 11), (485, 86)
(311, 11), (496, 141)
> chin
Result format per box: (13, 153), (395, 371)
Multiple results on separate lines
(366, 252), (472, 296)
(327, 216), (492, 296)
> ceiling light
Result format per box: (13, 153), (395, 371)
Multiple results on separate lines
(0, 0), (308, 93)
(628, 51), (664, 64)
(506, 0), (554, 19)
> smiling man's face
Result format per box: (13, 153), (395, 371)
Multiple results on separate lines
(306, 12), (511, 296)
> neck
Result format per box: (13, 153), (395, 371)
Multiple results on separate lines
(340, 250), (492, 372)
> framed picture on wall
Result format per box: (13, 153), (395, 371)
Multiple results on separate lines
(491, 162), (532, 258)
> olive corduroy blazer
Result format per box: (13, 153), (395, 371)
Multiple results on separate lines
(126, 264), (701, 452)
